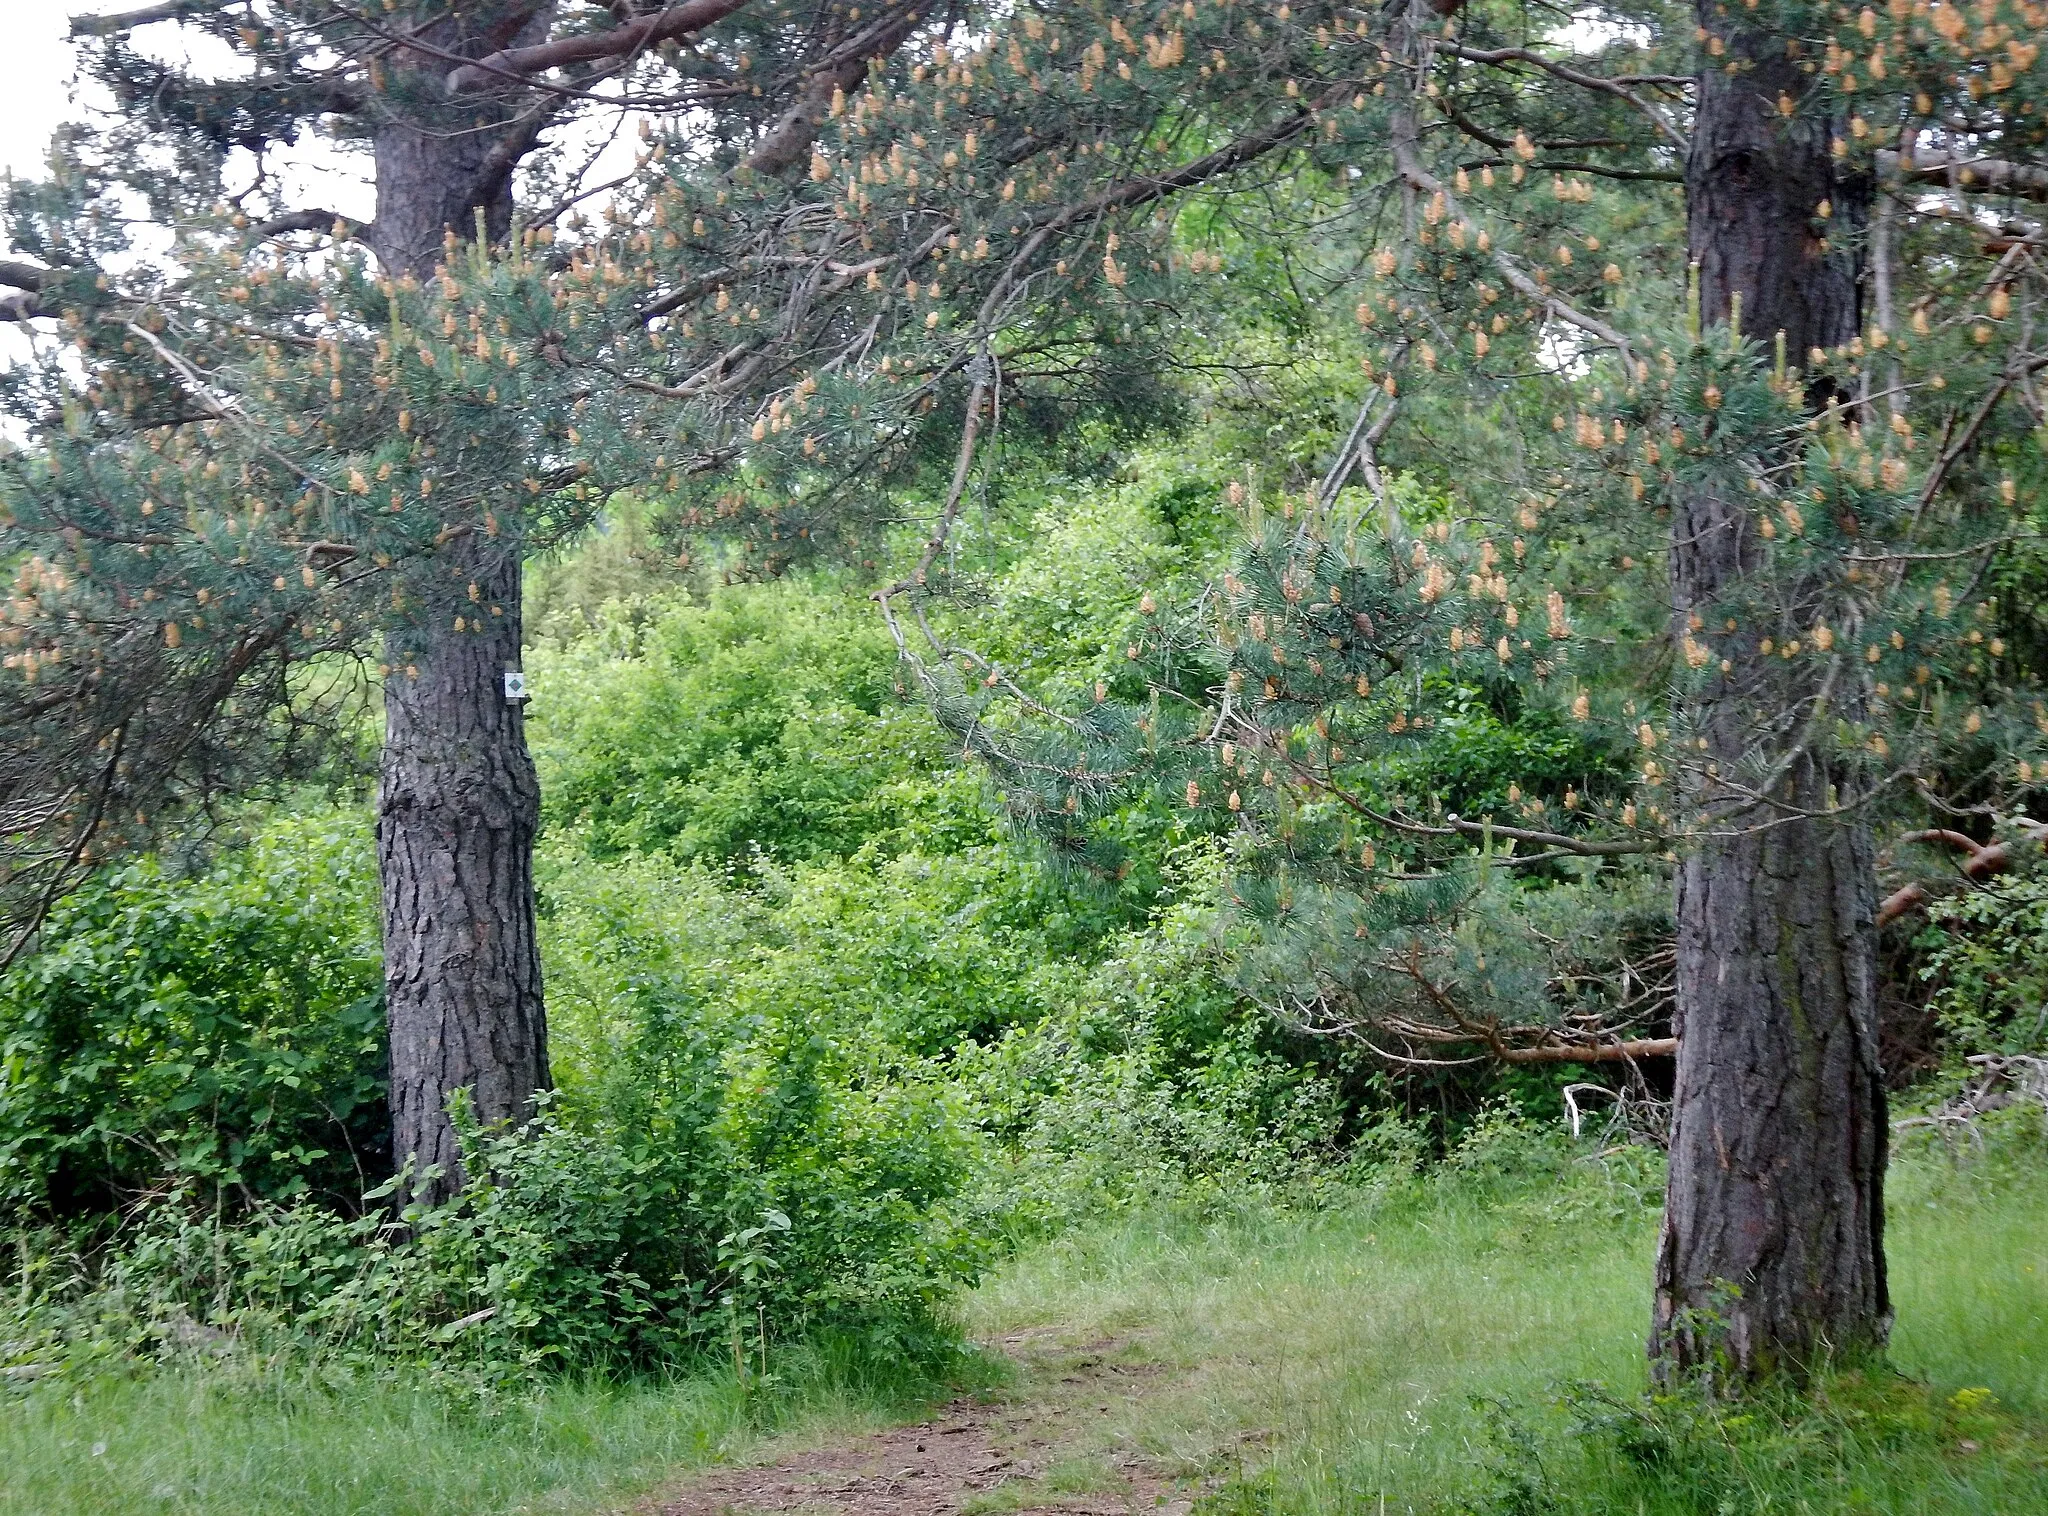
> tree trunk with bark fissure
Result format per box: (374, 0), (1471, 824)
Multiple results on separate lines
(373, 7), (554, 1205)
(1652, 2), (1890, 1380)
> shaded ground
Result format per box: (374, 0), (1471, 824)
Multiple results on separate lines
(639, 1335), (1201, 1516)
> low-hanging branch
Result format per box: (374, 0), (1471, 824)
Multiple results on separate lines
(1290, 946), (1677, 1067)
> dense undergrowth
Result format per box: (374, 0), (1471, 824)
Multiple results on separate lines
(0, 462), (1376, 1386)
(1, 1106), (2038, 1515)
(1, 445), (2044, 1513)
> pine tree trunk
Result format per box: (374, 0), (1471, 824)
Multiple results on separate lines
(372, 8), (554, 1205)
(379, 535), (547, 1204)
(1652, 4), (1889, 1379)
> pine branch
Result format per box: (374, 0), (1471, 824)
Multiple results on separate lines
(1462, 156), (1683, 184)
(69, 0), (222, 37)
(445, 0), (758, 94)
(1879, 147), (2048, 203)
(743, 4), (929, 175)
(0, 260), (47, 321)
(1441, 42), (1689, 150)
(1437, 95), (1636, 157)
(251, 209), (368, 240)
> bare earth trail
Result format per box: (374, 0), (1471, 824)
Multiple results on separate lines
(633, 1334), (1210, 1516)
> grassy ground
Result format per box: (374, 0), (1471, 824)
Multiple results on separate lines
(964, 1115), (2048, 1516)
(0, 1339), (974, 1516)
(3, 1118), (2042, 1515)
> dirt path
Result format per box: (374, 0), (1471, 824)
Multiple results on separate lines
(636, 1334), (1201, 1516)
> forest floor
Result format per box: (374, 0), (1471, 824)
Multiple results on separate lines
(630, 1129), (2048, 1516)
(637, 1332), (1199, 1516)
(6, 1131), (2044, 1514)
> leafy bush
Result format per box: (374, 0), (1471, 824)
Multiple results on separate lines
(1, 1075), (982, 1382)
(953, 843), (1367, 1229)
(0, 810), (386, 1213)
(527, 583), (992, 865)
(1916, 865), (2048, 1057)
(0, 804), (1003, 1378)
(964, 456), (1223, 695)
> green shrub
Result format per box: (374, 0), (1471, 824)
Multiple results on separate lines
(0, 810), (386, 1213)
(527, 583), (993, 866)
(1, 1076), (980, 1382)
(1916, 865), (2048, 1057)
(954, 844), (1364, 1229)
(0, 810), (998, 1379)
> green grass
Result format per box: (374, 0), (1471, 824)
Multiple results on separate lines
(0, 1338), (972, 1516)
(965, 1117), (2048, 1516)
(4, 1119), (2042, 1515)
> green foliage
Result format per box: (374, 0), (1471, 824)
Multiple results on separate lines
(1916, 864), (2048, 1057)
(528, 583), (993, 865)
(539, 836), (1101, 1074)
(0, 506), (1373, 1386)
(0, 810), (385, 1213)
(2, 1073), (983, 1383)
(959, 447), (1235, 696)
(1383, 681), (1626, 828)
(953, 843), (1363, 1228)
(2, 1121), (2041, 1516)
(0, 843), (994, 1379)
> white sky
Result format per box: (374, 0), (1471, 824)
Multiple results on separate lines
(4, 6), (93, 184)
(2, 6), (652, 244)
(0, 5), (627, 382)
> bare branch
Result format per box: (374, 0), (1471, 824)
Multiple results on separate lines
(878, 359), (991, 604)
(0, 261), (50, 319)
(446, 0), (756, 94)
(251, 209), (368, 240)
(1442, 42), (1688, 150)
(1879, 147), (2048, 203)
(1876, 821), (2048, 927)
(69, 0), (218, 37)
(1497, 1036), (1677, 1064)
(1318, 339), (1408, 511)
(1916, 350), (2048, 511)
(1441, 812), (1659, 858)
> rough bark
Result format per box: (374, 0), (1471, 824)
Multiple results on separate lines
(369, 8), (554, 278)
(1652, 3), (1889, 1380)
(380, 532), (548, 1205)
(372, 6), (555, 1205)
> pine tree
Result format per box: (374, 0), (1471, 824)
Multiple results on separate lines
(0, 0), (940, 1201)
(7, 0), (2046, 1378)
(619, 0), (2041, 1382)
